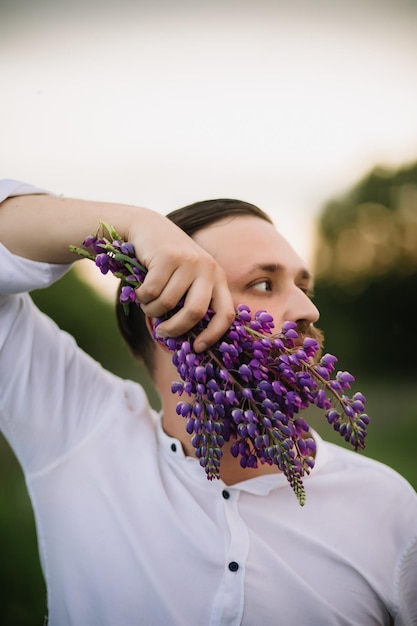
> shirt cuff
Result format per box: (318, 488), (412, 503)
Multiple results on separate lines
(0, 178), (53, 202)
(0, 178), (70, 293)
(0, 243), (72, 294)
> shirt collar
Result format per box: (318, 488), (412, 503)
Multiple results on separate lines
(155, 411), (329, 496)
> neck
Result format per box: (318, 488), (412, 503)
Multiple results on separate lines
(160, 395), (282, 485)
(155, 349), (289, 486)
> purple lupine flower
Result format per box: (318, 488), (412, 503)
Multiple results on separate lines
(120, 242), (135, 255)
(70, 223), (370, 506)
(83, 235), (97, 248)
(120, 285), (137, 304)
(95, 253), (111, 274)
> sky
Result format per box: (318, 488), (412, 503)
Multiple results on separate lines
(1, 0), (417, 270)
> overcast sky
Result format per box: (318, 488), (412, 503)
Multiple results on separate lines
(2, 0), (417, 264)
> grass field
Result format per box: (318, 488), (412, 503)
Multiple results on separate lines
(0, 377), (416, 623)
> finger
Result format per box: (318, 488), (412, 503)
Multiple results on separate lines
(155, 272), (235, 348)
(138, 265), (198, 320)
(135, 264), (175, 308)
(150, 273), (212, 337)
(192, 283), (235, 352)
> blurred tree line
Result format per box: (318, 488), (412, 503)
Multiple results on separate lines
(308, 160), (417, 498)
(312, 161), (417, 380)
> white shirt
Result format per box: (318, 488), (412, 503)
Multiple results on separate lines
(1, 180), (417, 625)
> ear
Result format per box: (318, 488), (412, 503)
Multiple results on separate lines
(145, 316), (172, 354)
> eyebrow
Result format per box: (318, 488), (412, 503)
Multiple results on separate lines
(250, 263), (313, 282)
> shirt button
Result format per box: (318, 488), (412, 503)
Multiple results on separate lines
(171, 443), (177, 452)
(228, 561), (239, 572)
(222, 489), (230, 500)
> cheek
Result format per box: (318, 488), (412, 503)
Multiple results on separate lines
(232, 293), (286, 327)
(230, 288), (246, 309)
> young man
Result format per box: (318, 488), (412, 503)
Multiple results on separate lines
(1, 180), (416, 625)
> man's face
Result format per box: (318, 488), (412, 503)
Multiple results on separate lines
(193, 215), (320, 335)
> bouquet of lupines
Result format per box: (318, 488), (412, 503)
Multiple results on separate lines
(70, 222), (369, 505)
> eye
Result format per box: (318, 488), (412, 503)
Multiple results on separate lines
(251, 280), (272, 292)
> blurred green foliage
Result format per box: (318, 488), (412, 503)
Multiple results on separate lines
(1, 164), (417, 622)
(310, 159), (417, 517)
(313, 161), (417, 379)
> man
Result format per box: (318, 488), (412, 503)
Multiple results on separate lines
(1, 180), (416, 625)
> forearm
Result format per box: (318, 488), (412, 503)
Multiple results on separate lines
(0, 194), (147, 264)
(0, 191), (235, 348)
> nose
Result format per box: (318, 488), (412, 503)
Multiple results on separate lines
(285, 287), (320, 326)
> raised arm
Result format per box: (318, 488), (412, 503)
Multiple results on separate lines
(0, 193), (235, 350)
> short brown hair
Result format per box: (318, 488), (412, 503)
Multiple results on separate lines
(116, 198), (273, 376)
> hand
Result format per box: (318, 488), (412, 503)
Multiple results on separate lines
(129, 211), (235, 351)
(0, 193), (235, 350)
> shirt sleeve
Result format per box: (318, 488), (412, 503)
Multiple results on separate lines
(0, 178), (52, 202)
(395, 534), (417, 625)
(0, 291), (124, 475)
(0, 180), (124, 475)
(0, 178), (72, 294)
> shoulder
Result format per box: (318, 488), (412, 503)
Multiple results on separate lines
(321, 439), (417, 504)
